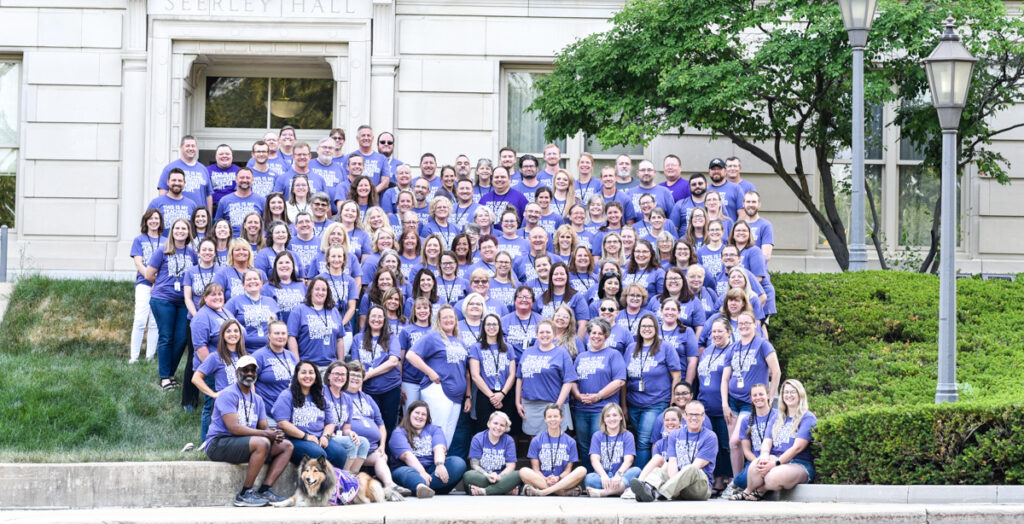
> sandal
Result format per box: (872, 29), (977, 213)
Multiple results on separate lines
(729, 490), (763, 501)
(468, 485), (487, 496)
(564, 486), (583, 497)
(160, 379), (176, 391)
(521, 484), (540, 496)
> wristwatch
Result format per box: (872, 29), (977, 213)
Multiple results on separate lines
(775, 459), (782, 466)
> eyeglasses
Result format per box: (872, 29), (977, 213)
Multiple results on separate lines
(599, 307), (616, 312)
(328, 372), (347, 378)
(737, 321), (755, 326)
(471, 279), (488, 284)
(627, 294), (643, 299)
(515, 295), (532, 300)
(673, 392), (692, 397)
(312, 202), (328, 207)
(331, 135), (343, 140)
(441, 261), (456, 266)
(379, 140), (394, 145)
(684, 413), (705, 418)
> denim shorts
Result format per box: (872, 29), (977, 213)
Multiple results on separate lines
(728, 396), (752, 417)
(789, 458), (815, 482)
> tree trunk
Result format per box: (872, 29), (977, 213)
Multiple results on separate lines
(918, 194), (942, 273)
(865, 176), (889, 270)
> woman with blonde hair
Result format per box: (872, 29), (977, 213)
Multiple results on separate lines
(464, 411), (521, 496)
(732, 379), (816, 500)
(584, 402), (640, 498)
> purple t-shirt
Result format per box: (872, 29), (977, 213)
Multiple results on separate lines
(538, 292), (590, 323)
(324, 386), (353, 428)
(399, 324), (432, 384)
(345, 391), (385, 450)
(249, 165), (278, 199)
(130, 234), (164, 286)
(252, 346), (298, 416)
(158, 158), (210, 209)
(189, 305), (232, 368)
(260, 280), (307, 325)
(623, 343), (682, 408)
(480, 189), (528, 224)
(213, 192), (265, 236)
(224, 293), (279, 350)
(516, 345), (578, 402)
(204, 384), (265, 448)
(623, 267), (665, 299)
(469, 431), (517, 473)
(501, 311), (543, 353)
(196, 351), (242, 392)
(527, 432), (579, 477)
(725, 336), (776, 403)
(469, 343), (515, 393)
(589, 430), (636, 474)
(273, 390), (336, 437)
(207, 162), (239, 206)
(148, 194), (198, 231)
(696, 343), (731, 418)
(288, 236), (322, 273)
(739, 408), (778, 457)
(661, 325), (699, 369)
(660, 178), (691, 202)
(147, 247), (197, 303)
(183, 264), (218, 312)
(286, 303), (343, 366)
(666, 427), (718, 485)
(768, 412), (817, 463)
(213, 266), (267, 301)
(349, 333), (402, 394)
(390, 424), (447, 468)
(572, 347), (626, 413)
(708, 181), (745, 220)
(411, 331), (470, 403)
(651, 411), (712, 444)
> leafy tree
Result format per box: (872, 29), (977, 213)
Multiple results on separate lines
(530, 0), (1024, 271)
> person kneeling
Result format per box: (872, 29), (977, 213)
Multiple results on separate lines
(204, 355), (294, 507)
(518, 403), (587, 496)
(630, 400), (716, 502)
(389, 401), (467, 498)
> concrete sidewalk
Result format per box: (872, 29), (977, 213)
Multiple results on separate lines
(2, 497), (1024, 524)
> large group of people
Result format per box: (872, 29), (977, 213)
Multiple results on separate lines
(130, 125), (816, 506)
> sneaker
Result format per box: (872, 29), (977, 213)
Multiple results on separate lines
(629, 479), (658, 503)
(258, 487), (287, 504)
(128, 359), (138, 364)
(416, 484), (435, 499)
(720, 484), (736, 500)
(179, 442), (194, 453)
(234, 488), (269, 507)
(620, 489), (635, 500)
(394, 486), (413, 497)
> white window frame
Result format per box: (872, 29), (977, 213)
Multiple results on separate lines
(0, 57), (22, 231)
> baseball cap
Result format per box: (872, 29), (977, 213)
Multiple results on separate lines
(236, 355), (259, 370)
(709, 158), (726, 169)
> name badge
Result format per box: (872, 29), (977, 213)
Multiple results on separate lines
(174, 281), (181, 292)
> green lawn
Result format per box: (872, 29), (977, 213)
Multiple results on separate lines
(1, 272), (1022, 464)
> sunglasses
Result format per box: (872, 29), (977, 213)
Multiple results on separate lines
(599, 307), (616, 312)
(379, 140), (394, 145)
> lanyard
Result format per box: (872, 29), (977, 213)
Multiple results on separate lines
(439, 277), (458, 303)
(685, 431), (699, 464)
(239, 389), (254, 427)
(602, 432), (619, 469)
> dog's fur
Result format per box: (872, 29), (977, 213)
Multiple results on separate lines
(272, 455), (403, 507)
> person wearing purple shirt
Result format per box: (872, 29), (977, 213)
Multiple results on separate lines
(464, 412), (520, 496)
(649, 383), (712, 447)
(728, 382), (777, 493)
(468, 313), (519, 435)
(224, 269), (279, 350)
(273, 360), (349, 467)
(251, 321), (297, 418)
(669, 174), (709, 233)
(519, 403), (586, 496)
(145, 219), (197, 390)
(515, 320), (578, 436)
(406, 305), (471, 445)
(260, 252), (307, 325)
(203, 356), (292, 507)
(158, 137), (211, 211)
(623, 240), (666, 298)
(705, 158), (745, 221)
(193, 319), (248, 442)
(130, 210), (165, 363)
(624, 314), (682, 468)
(734, 226), (776, 316)
(659, 154), (691, 203)
(584, 403), (641, 497)
(626, 160), (676, 218)
(214, 168), (265, 237)
(396, 307), (430, 398)
(149, 171), (200, 230)
(657, 299), (699, 385)
(274, 158), (327, 201)
(479, 166), (528, 223)
(207, 144), (239, 207)
(188, 284), (233, 372)
(721, 311), (781, 412)
(309, 138), (346, 202)
(349, 306), (403, 438)
(630, 400), (717, 502)
(732, 379), (816, 500)
(571, 319), (627, 470)
(286, 278), (345, 366)
(390, 401), (468, 497)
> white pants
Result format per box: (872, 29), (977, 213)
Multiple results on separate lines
(420, 383), (460, 446)
(130, 283), (158, 361)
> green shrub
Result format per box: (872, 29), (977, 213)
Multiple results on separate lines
(813, 400), (1024, 484)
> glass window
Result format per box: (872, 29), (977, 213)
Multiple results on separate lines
(834, 103), (884, 161)
(506, 71), (565, 155)
(0, 61), (19, 229)
(823, 164), (883, 244)
(898, 165), (960, 246)
(205, 76), (333, 129)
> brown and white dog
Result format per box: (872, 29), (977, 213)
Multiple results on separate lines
(272, 456), (404, 507)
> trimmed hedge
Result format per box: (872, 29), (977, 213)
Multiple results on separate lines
(813, 401), (1024, 484)
(769, 271), (1024, 484)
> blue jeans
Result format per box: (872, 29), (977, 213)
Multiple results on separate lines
(709, 415), (732, 478)
(392, 456), (467, 494)
(733, 462), (751, 489)
(584, 467), (641, 489)
(332, 434), (370, 459)
(369, 386), (402, 440)
(150, 298), (188, 379)
(629, 402), (667, 469)
(287, 436), (349, 467)
(200, 374), (215, 443)
(572, 410), (603, 472)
